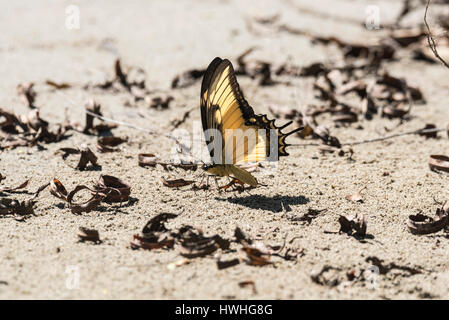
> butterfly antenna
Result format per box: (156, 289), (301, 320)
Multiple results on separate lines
(278, 120), (293, 130)
(284, 126), (304, 136)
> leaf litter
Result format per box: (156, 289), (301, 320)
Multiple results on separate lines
(1, 1), (448, 296)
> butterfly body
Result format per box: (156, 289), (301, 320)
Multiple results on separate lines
(200, 57), (302, 188)
(202, 163), (258, 187)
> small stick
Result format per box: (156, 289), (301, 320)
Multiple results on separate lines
(424, 0), (449, 69)
(291, 127), (446, 148)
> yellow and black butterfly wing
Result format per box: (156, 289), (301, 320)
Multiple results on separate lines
(200, 57), (302, 165)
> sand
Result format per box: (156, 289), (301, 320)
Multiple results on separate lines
(1, 0), (449, 299)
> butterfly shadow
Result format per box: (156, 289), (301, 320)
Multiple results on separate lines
(217, 194), (309, 213)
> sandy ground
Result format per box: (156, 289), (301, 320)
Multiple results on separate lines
(1, 0), (449, 299)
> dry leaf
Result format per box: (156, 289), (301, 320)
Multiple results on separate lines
(93, 175), (131, 203)
(138, 153), (159, 167)
(0, 198), (35, 218)
(77, 227), (101, 243)
(338, 213), (367, 236)
(96, 136), (126, 152)
(428, 155), (449, 173)
(238, 280), (257, 294)
(17, 82), (36, 108)
(407, 206), (448, 235)
(67, 185), (106, 214)
(58, 145), (99, 170)
(161, 178), (195, 188)
(176, 225), (230, 258)
(216, 258), (241, 270)
(0, 179), (30, 193)
(130, 213), (177, 250)
(45, 80), (71, 90)
(171, 69), (205, 89)
(49, 178), (69, 201)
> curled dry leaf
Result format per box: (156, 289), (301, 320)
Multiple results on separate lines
(338, 213), (367, 236)
(407, 206), (448, 235)
(49, 178), (68, 201)
(143, 213), (178, 232)
(67, 185), (106, 214)
(82, 99), (117, 134)
(17, 82), (36, 108)
(241, 245), (271, 266)
(161, 178), (195, 188)
(0, 179), (30, 193)
(234, 226), (253, 246)
(0, 108), (69, 150)
(234, 228), (275, 266)
(96, 136), (126, 153)
(77, 227), (101, 243)
(171, 69), (205, 89)
(93, 175), (131, 203)
(130, 213), (177, 250)
(176, 225), (230, 258)
(138, 153), (158, 167)
(57, 145), (98, 170)
(428, 155), (449, 173)
(0, 198), (35, 217)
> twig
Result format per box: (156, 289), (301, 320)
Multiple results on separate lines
(291, 127), (445, 147)
(424, 0), (449, 69)
(341, 127), (445, 146)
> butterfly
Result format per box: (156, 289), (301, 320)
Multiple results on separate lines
(200, 57), (302, 187)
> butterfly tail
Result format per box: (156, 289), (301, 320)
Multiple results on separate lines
(228, 165), (258, 187)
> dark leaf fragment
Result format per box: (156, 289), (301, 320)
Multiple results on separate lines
(57, 145), (99, 170)
(147, 95), (174, 110)
(130, 213), (178, 250)
(428, 155), (449, 173)
(0, 179), (30, 193)
(93, 175), (131, 203)
(0, 198), (35, 218)
(171, 69), (205, 89)
(77, 227), (101, 243)
(97, 136), (126, 153)
(407, 206), (448, 235)
(45, 80), (71, 90)
(17, 82), (36, 108)
(67, 185), (106, 214)
(177, 225), (230, 258)
(338, 213), (367, 236)
(161, 178), (195, 188)
(217, 258), (241, 270)
(365, 256), (422, 276)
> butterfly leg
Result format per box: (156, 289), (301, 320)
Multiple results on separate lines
(213, 175), (222, 192)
